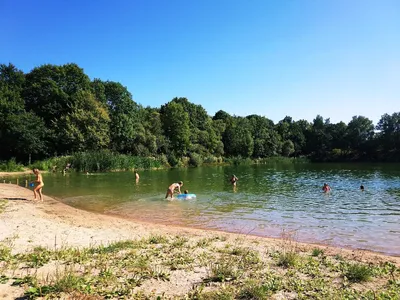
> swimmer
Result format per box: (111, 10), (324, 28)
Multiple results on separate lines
(165, 181), (183, 199)
(134, 171), (140, 182)
(184, 190), (188, 194)
(360, 185), (365, 191)
(322, 183), (331, 193)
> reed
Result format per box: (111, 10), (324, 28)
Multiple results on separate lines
(0, 158), (25, 172)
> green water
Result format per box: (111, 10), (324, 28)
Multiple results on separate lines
(14, 163), (400, 255)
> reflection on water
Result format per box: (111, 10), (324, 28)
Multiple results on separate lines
(20, 163), (400, 255)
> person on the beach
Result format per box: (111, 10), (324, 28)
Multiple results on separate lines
(322, 183), (331, 193)
(165, 181), (183, 199)
(230, 174), (239, 186)
(32, 168), (44, 201)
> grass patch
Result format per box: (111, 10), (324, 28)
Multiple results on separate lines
(206, 258), (239, 282)
(277, 251), (299, 268)
(0, 199), (8, 214)
(311, 248), (324, 257)
(344, 263), (373, 283)
(0, 234), (398, 298)
(148, 234), (169, 244)
(238, 280), (272, 299)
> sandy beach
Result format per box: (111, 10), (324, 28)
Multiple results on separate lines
(1, 183), (399, 299)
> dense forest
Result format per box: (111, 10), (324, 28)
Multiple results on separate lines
(1, 62), (399, 166)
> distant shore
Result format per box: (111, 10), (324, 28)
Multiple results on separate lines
(1, 183), (399, 299)
(0, 170), (35, 177)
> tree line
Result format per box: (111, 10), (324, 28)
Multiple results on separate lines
(1, 62), (399, 165)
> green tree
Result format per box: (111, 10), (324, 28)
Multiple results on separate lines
(103, 81), (142, 153)
(54, 91), (110, 152)
(23, 63), (104, 155)
(281, 140), (295, 157)
(0, 64), (48, 161)
(346, 116), (375, 154)
(160, 101), (190, 155)
(376, 112), (400, 160)
(223, 117), (254, 157)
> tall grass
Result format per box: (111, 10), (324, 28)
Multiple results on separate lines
(25, 153), (309, 173)
(30, 156), (71, 172)
(253, 156), (309, 164)
(0, 158), (25, 172)
(29, 151), (165, 172)
(71, 151), (164, 172)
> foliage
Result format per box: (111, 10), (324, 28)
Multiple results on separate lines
(1, 62), (399, 164)
(0, 158), (25, 172)
(344, 263), (373, 283)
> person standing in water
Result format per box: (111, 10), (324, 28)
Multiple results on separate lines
(134, 171), (140, 183)
(230, 175), (239, 186)
(322, 183), (331, 193)
(165, 181), (183, 199)
(32, 168), (44, 201)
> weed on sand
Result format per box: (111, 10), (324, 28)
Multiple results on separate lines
(0, 234), (399, 299)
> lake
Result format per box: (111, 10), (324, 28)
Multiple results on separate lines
(16, 163), (400, 256)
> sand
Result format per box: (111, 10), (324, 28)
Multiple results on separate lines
(0, 183), (399, 299)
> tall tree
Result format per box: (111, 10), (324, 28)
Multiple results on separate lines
(160, 101), (190, 155)
(102, 81), (142, 153)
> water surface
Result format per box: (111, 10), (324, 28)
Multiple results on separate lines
(18, 163), (400, 255)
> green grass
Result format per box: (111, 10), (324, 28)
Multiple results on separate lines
(0, 233), (399, 299)
(0, 199), (8, 214)
(344, 262), (374, 283)
(311, 248), (325, 257)
(0, 158), (25, 172)
(277, 251), (299, 268)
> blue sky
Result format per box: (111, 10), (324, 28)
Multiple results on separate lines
(1, 0), (399, 124)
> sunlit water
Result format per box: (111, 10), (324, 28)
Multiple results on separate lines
(14, 163), (400, 255)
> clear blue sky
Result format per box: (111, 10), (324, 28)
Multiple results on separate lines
(1, 0), (399, 124)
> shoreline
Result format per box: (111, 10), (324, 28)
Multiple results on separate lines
(1, 183), (399, 262)
(0, 183), (398, 260)
(0, 170), (35, 178)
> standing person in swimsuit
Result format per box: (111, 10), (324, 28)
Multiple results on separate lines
(165, 181), (183, 199)
(32, 168), (44, 201)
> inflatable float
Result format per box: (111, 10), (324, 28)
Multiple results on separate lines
(176, 193), (196, 199)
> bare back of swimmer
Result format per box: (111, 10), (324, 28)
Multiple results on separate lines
(165, 181), (183, 199)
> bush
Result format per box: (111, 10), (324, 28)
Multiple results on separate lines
(167, 153), (179, 167)
(189, 153), (203, 167)
(0, 158), (25, 172)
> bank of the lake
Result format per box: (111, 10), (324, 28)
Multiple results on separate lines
(1, 183), (400, 299)
(14, 162), (399, 257)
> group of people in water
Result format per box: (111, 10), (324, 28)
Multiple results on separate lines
(322, 183), (365, 193)
(164, 174), (239, 199)
(30, 168), (366, 202)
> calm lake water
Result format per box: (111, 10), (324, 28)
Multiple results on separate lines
(16, 163), (400, 255)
